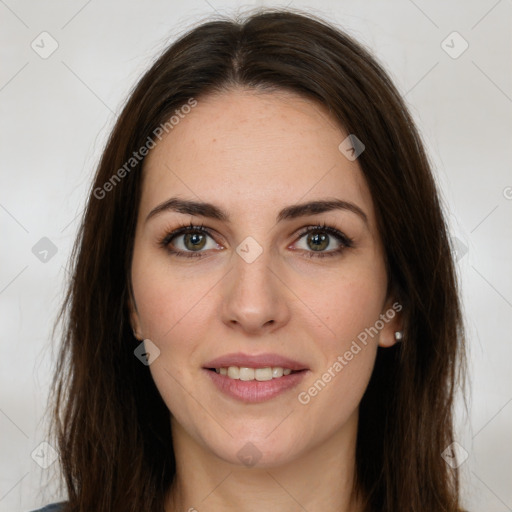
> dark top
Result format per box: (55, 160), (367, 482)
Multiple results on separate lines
(29, 502), (67, 512)
(29, 501), (471, 511)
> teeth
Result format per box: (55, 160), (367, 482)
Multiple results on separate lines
(227, 366), (240, 379)
(214, 366), (297, 381)
(272, 367), (283, 378)
(239, 367), (255, 381)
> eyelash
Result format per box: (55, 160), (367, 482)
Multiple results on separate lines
(158, 221), (354, 259)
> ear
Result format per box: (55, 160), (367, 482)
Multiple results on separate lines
(128, 288), (143, 340)
(377, 295), (403, 348)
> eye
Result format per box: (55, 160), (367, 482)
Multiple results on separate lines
(159, 222), (354, 259)
(159, 223), (222, 258)
(293, 224), (354, 258)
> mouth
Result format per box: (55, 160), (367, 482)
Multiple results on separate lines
(202, 353), (309, 403)
(206, 366), (304, 381)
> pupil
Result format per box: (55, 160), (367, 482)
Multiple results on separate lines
(309, 232), (328, 251)
(185, 233), (206, 250)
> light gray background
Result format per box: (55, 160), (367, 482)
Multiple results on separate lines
(1, 1), (511, 511)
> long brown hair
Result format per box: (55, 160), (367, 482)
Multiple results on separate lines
(46, 7), (467, 511)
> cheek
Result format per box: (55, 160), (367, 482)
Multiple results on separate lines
(131, 247), (218, 343)
(296, 345), (377, 441)
(130, 255), (213, 422)
(291, 263), (385, 418)
(297, 262), (387, 353)
(294, 281), (381, 432)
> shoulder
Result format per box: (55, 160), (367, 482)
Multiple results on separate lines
(28, 502), (68, 512)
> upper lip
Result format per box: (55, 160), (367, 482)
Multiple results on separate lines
(203, 353), (309, 371)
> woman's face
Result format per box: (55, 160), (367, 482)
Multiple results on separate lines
(130, 88), (400, 468)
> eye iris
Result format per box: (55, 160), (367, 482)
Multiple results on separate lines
(307, 232), (329, 251)
(184, 232), (206, 251)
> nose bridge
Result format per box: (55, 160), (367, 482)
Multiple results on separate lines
(221, 235), (288, 332)
(233, 238), (273, 292)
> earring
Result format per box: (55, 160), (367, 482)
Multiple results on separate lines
(394, 331), (403, 342)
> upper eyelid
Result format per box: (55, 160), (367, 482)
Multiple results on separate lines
(161, 223), (352, 250)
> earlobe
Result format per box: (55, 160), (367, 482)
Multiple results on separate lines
(377, 296), (403, 348)
(128, 294), (143, 340)
(378, 331), (403, 348)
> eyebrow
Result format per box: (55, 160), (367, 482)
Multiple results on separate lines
(145, 197), (368, 225)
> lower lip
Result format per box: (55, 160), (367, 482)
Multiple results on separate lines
(204, 369), (308, 403)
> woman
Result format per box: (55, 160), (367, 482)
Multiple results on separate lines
(33, 7), (467, 512)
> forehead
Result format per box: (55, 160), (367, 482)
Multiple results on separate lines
(140, 88), (376, 229)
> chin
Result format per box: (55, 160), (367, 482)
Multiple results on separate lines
(206, 430), (306, 469)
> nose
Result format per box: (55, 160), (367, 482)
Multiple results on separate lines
(220, 245), (291, 335)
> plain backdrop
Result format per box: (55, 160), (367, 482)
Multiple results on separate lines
(1, 0), (511, 511)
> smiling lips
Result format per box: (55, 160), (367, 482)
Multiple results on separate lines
(203, 352), (309, 402)
(214, 366), (293, 381)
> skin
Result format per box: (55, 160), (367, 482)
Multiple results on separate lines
(129, 88), (402, 512)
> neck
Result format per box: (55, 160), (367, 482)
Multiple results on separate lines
(165, 410), (364, 512)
